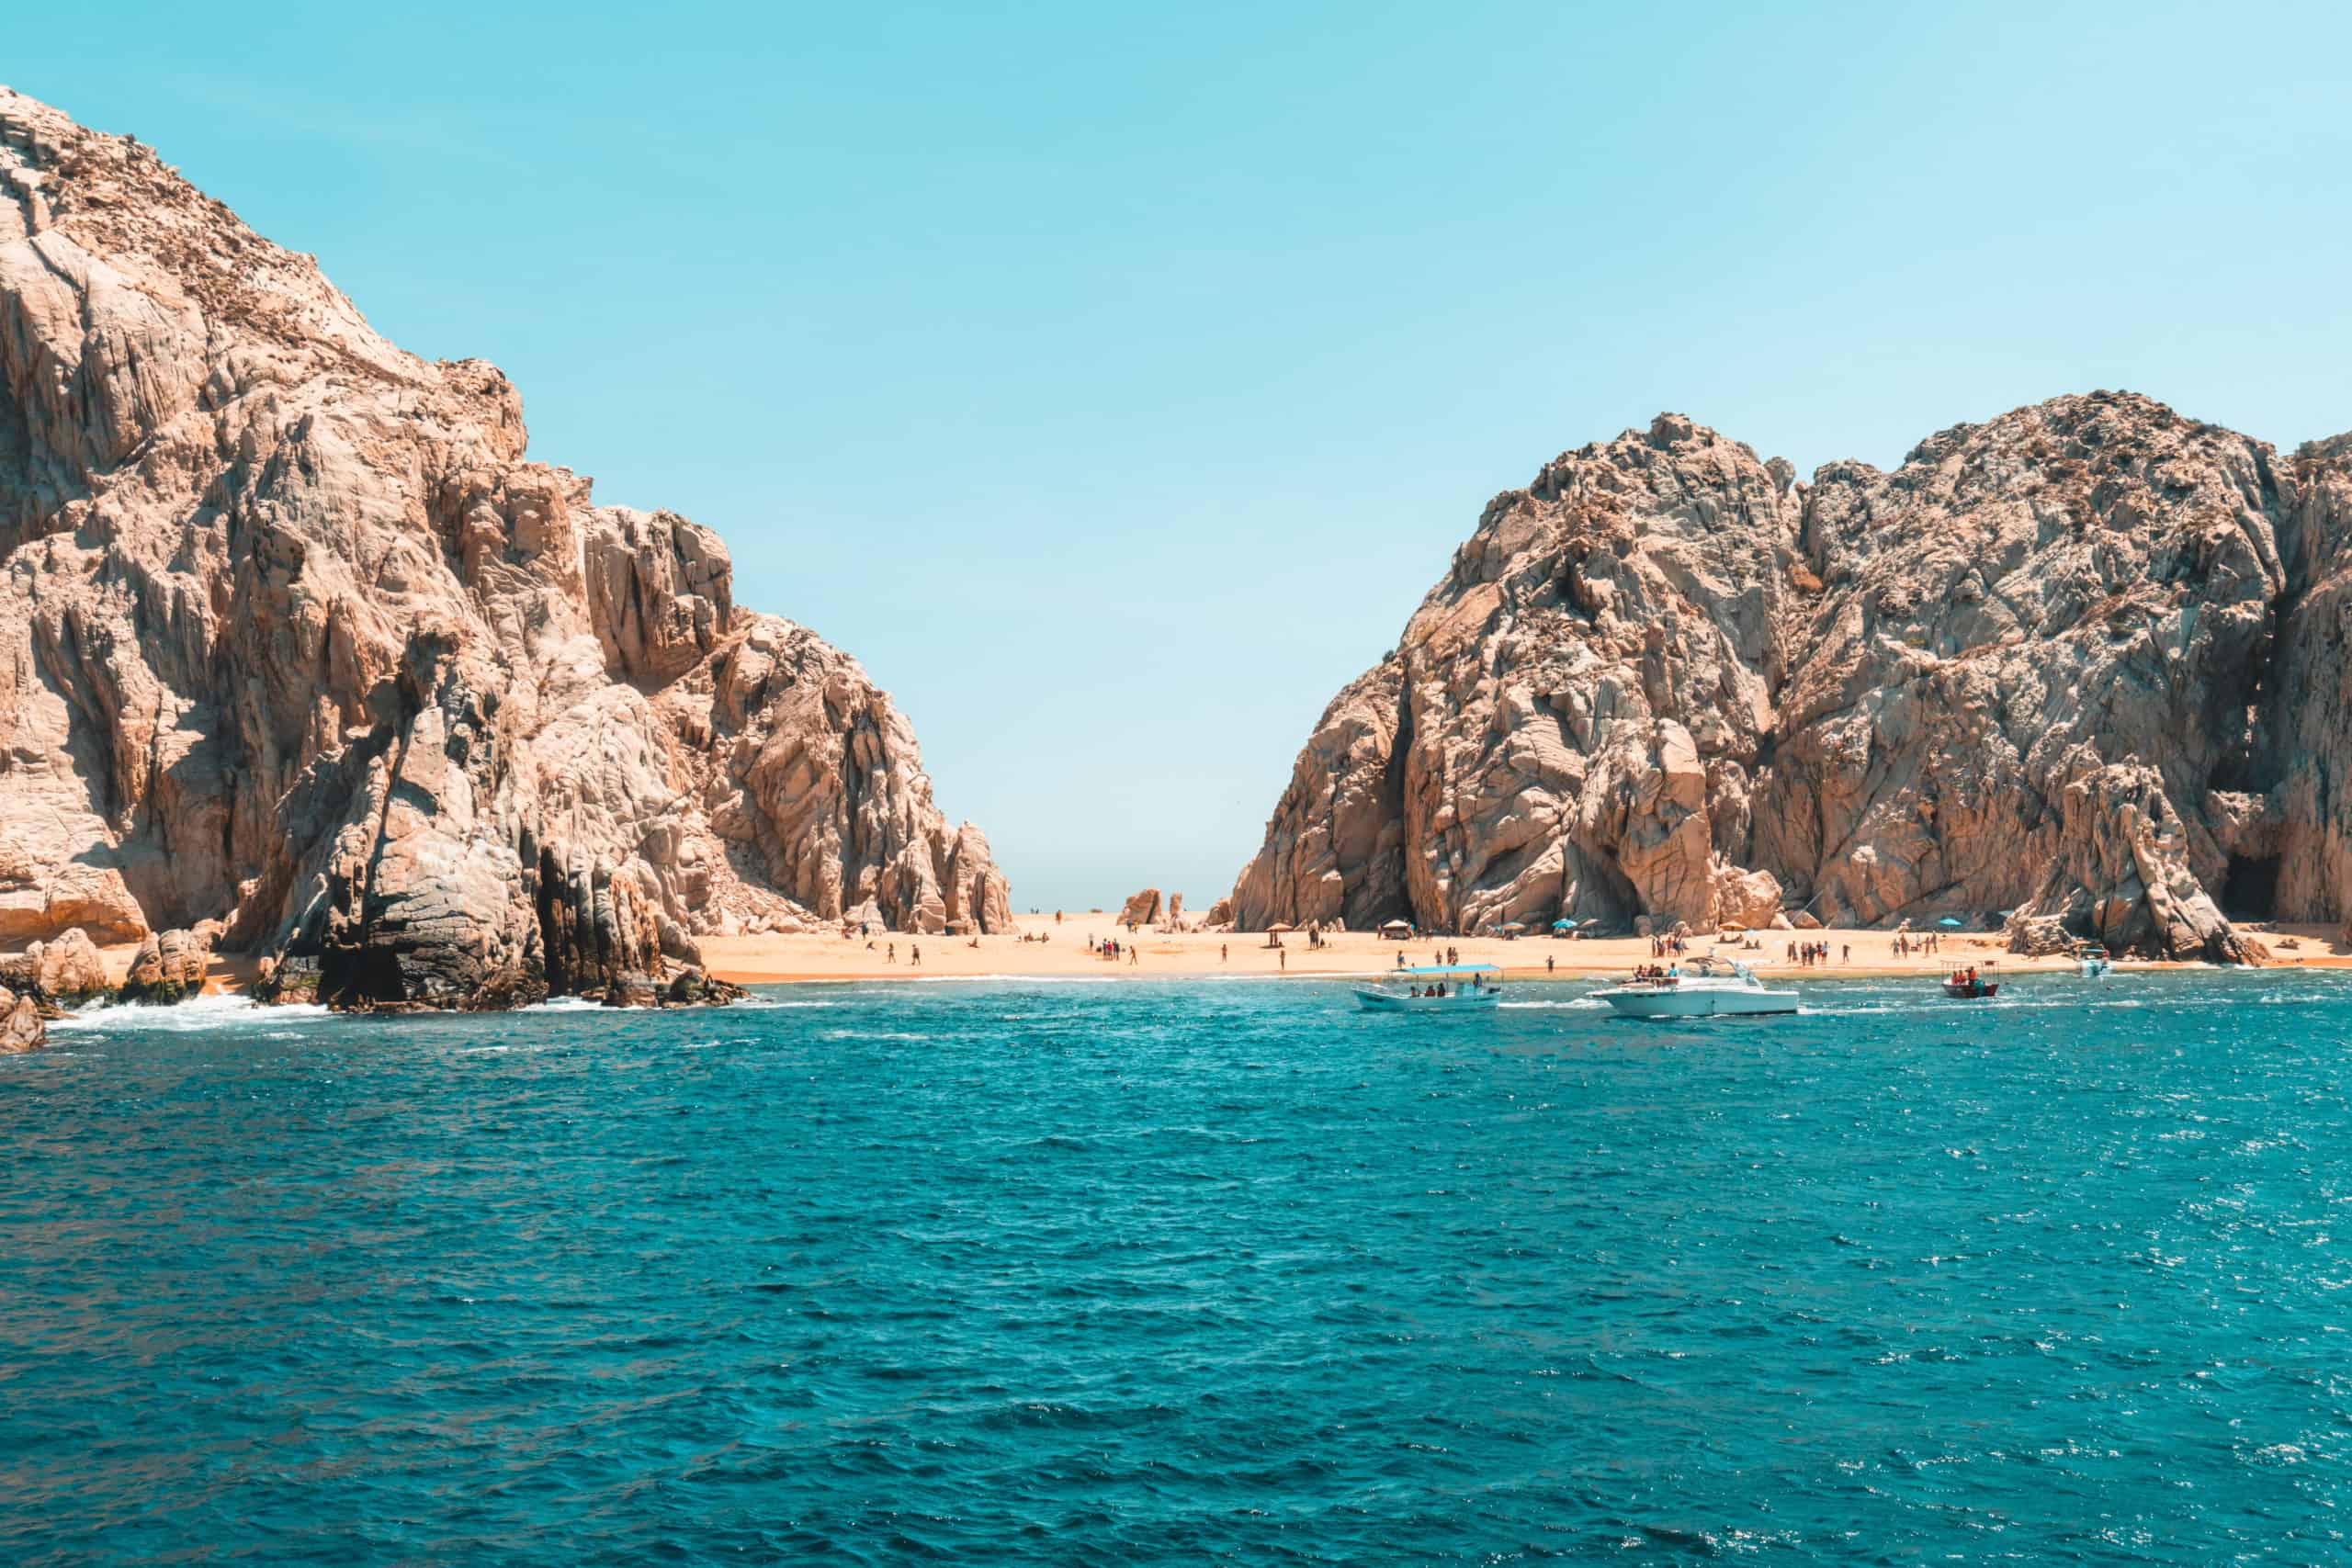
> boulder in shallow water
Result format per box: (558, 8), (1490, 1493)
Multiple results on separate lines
(665, 967), (745, 1006)
(601, 972), (662, 1009)
(31, 930), (107, 1003)
(253, 955), (320, 1006)
(1, 991), (42, 1052)
(122, 928), (210, 1005)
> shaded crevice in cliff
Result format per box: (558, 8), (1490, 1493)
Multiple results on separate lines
(2241, 434), (2352, 925)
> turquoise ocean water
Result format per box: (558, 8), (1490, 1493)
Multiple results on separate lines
(3, 972), (2347, 1562)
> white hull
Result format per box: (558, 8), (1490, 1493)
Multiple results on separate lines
(1592, 985), (1798, 1019)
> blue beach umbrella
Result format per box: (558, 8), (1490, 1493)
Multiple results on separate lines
(1937, 917), (1965, 929)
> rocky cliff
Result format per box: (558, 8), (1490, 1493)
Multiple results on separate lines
(0, 87), (1011, 1008)
(1233, 398), (2352, 960)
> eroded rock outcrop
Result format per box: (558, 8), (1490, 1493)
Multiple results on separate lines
(0, 88), (1009, 1007)
(1234, 396), (2352, 958)
(1, 989), (41, 1052)
(121, 926), (208, 1004)
(28, 929), (106, 1002)
(1119, 888), (1162, 927)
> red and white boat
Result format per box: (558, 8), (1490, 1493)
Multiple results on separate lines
(1941, 963), (1999, 999)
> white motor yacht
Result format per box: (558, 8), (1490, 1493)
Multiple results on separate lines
(1589, 956), (1797, 1019)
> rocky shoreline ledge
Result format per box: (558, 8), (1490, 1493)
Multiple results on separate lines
(0, 922), (752, 1051)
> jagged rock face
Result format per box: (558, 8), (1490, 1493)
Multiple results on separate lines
(2257, 436), (2352, 930)
(1758, 398), (2285, 960)
(0, 88), (1009, 1007)
(1119, 888), (1162, 926)
(1235, 395), (2351, 959)
(0, 924), (106, 1008)
(29, 928), (106, 999)
(121, 925), (208, 1004)
(1, 989), (40, 1051)
(1234, 413), (1796, 938)
(1228, 661), (1409, 931)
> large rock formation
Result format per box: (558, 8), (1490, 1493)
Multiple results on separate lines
(1234, 398), (2352, 960)
(0, 87), (1009, 1008)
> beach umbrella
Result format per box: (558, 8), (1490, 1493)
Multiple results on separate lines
(1551, 919), (1575, 931)
(1719, 921), (1747, 935)
(1267, 921), (1295, 932)
(1499, 920), (1527, 931)
(1937, 917), (1964, 929)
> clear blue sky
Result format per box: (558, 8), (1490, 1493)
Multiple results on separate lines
(16, 3), (2352, 910)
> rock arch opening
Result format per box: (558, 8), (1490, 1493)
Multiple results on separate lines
(2220, 853), (2281, 920)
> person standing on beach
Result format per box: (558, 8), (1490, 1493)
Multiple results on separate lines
(1280, 950), (1287, 971)
(1546, 954), (1555, 973)
(1221, 943), (1228, 963)
(910, 944), (921, 966)
(887, 943), (896, 964)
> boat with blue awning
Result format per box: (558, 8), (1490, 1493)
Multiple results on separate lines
(1354, 964), (1504, 1011)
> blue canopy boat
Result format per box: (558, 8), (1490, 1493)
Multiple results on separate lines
(1354, 964), (1504, 1012)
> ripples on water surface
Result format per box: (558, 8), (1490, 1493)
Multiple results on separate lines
(4, 972), (2350, 1562)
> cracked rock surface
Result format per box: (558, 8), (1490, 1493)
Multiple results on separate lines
(1234, 400), (2352, 960)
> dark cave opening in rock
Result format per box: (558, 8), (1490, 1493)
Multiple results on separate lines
(2220, 853), (2281, 919)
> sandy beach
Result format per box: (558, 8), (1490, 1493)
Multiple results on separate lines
(695, 915), (2352, 987)
(46, 919), (2346, 1002)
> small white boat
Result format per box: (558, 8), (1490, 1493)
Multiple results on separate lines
(1355, 964), (1504, 1011)
(2075, 942), (2112, 978)
(1588, 956), (1797, 1019)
